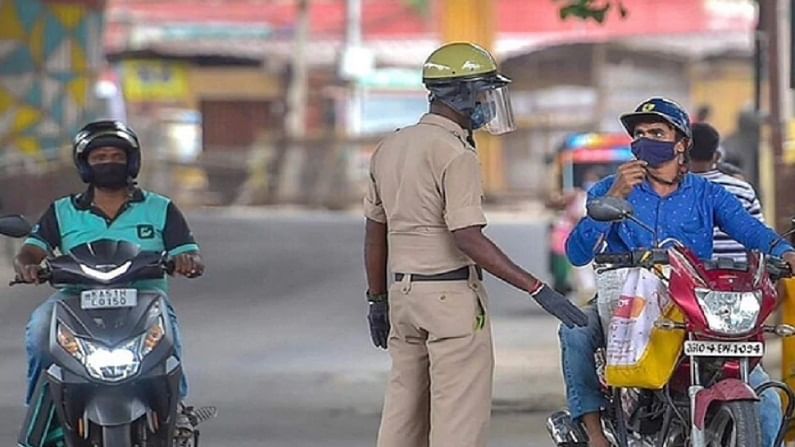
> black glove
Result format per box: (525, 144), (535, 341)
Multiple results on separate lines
(530, 284), (588, 328)
(367, 300), (390, 349)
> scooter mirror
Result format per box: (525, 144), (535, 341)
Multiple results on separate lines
(0, 215), (32, 238)
(587, 196), (635, 222)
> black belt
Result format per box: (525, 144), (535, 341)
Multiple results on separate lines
(394, 266), (482, 282)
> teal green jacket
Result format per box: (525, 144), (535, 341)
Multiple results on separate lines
(24, 187), (199, 292)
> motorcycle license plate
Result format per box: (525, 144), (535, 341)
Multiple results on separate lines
(683, 341), (764, 357)
(80, 289), (138, 310)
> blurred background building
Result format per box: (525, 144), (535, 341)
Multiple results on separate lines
(0, 0), (787, 218)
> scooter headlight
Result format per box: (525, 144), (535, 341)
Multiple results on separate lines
(695, 289), (762, 335)
(56, 317), (165, 383)
(83, 338), (141, 382)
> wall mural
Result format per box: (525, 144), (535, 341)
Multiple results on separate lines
(0, 0), (103, 160)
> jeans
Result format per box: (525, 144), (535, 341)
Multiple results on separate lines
(25, 292), (188, 404)
(559, 304), (782, 447)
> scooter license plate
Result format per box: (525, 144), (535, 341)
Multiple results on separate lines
(684, 341), (764, 357)
(80, 289), (138, 309)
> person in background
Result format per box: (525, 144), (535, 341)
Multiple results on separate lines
(689, 122), (765, 263)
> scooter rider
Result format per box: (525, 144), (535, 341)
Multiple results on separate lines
(561, 98), (795, 447)
(13, 121), (204, 423)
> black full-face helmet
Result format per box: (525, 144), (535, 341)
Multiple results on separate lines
(73, 120), (141, 183)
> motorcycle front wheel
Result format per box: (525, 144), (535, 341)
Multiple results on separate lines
(704, 401), (761, 447)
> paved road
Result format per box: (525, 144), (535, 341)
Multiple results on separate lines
(0, 209), (563, 446)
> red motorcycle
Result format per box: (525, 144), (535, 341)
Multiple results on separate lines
(547, 196), (795, 447)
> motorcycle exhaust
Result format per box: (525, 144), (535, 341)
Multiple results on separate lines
(546, 410), (589, 446)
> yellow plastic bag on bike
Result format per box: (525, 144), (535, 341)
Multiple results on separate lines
(604, 268), (685, 389)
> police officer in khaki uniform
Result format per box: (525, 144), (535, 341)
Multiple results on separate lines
(363, 42), (588, 447)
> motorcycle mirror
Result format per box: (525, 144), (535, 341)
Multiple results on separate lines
(0, 215), (32, 238)
(771, 216), (795, 252)
(587, 196), (634, 222)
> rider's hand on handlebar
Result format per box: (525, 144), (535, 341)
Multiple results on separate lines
(783, 252), (795, 276)
(15, 264), (41, 284)
(607, 160), (647, 199)
(173, 252), (204, 278)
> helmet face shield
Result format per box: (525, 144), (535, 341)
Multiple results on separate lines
(475, 86), (516, 135)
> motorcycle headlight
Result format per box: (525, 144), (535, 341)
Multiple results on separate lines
(695, 289), (762, 335)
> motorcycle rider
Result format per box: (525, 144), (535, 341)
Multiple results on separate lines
(561, 98), (795, 447)
(13, 120), (204, 427)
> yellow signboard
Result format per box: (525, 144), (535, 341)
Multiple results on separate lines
(122, 60), (189, 102)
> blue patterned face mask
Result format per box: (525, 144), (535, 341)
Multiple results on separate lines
(630, 137), (678, 168)
(470, 101), (495, 129)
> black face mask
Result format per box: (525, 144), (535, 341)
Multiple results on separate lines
(90, 163), (129, 189)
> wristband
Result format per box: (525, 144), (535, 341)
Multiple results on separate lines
(528, 281), (545, 297)
(366, 290), (388, 303)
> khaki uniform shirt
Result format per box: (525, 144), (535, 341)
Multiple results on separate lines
(364, 113), (487, 275)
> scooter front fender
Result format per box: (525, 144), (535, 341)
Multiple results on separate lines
(84, 392), (148, 427)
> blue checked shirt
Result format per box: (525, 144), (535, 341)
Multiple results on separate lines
(565, 173), (794, 266)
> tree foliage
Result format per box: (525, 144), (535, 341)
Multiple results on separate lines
(402, 1), (629, 24)
(557, 0), (629, 23)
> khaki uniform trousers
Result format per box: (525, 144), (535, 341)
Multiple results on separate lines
(377, 266), (494, 447)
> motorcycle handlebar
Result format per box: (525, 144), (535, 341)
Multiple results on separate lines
(164, 259), (176, 276)
(9, 277), (25, 286)
(594, 253), (634, 265)
(594, 249), (669, 268)
(767, 257), (793, 281)
(9, 268), (50, 286)
(595, 251), (794, 280)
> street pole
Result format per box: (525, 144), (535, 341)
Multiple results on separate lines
(761, 0), (795, 233)
(286, 0), (309, 142)
(346, 0), (363, 135)
(768, 0), (784, 226)
(277, 0), (310, 203)
(313, 0), (364, 207)
(770, 1), (795, 443)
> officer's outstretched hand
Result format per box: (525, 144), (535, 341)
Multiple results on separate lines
(530, 284), (588, 328)
(367, 301), (390, 349)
